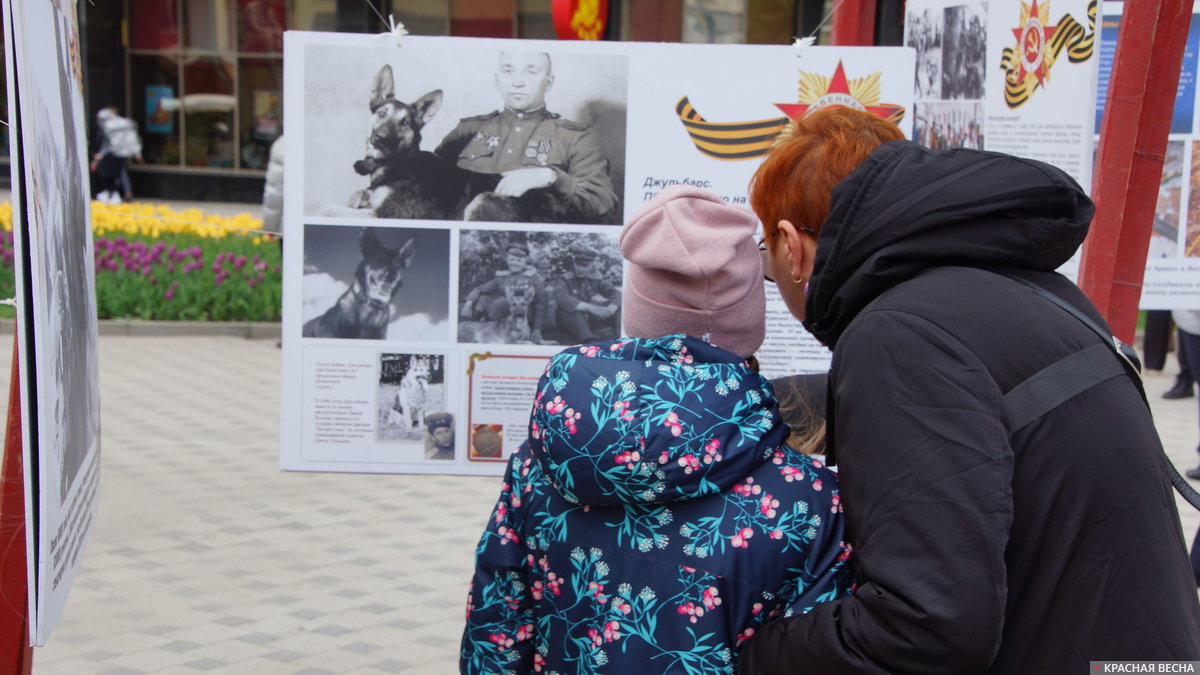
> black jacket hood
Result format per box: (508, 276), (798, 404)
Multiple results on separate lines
(802, 140), (1094, 347)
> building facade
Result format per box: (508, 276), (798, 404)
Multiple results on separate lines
(2, 0), (901, 202)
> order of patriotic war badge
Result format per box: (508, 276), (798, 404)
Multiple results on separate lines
(999, 0), (1097, 108)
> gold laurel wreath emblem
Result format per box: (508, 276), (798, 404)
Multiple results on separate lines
(675, 67), (904, 161)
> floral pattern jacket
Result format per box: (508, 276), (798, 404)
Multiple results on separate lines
(461, 335), (850, 674)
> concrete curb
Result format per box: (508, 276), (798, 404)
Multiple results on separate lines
(0, 318), (281, 339)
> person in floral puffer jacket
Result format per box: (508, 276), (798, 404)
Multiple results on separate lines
(461, 187), (849, 674)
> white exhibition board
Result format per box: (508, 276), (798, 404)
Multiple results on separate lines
(906, 0), (1100, 279)
(3, 0), (102, 645)
(278, 32), (915, 475)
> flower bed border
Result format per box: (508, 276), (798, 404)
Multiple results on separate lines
(0, 319), (280, 339)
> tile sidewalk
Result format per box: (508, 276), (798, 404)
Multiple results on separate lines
(0, 332), (1187, 672)
(1, 187), (1198, 672)
(2, 334), (498, 674)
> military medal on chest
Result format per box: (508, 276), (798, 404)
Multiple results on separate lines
(536, 139), (551, 165)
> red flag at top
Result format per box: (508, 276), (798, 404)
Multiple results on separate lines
(552, 0), (608, 40)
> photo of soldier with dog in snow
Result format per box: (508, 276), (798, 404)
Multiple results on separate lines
(303, 43), (628, 225)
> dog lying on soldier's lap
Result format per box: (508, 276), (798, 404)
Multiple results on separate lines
(302, 228), (415, 340)
(317, 64), (587, 224)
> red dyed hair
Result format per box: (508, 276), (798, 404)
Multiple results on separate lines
(750, 108), (905, 243)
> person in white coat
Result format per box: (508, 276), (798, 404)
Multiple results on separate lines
(261, 136), (285, 235)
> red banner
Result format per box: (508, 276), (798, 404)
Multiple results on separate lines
(552, 0), (608, 40)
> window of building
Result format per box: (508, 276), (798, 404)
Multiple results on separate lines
(123, 0), (563, 172)
(682, 0), (747, 43)
(125, 0), (302, 172)
(130, 0), (181, 50)
(129, 54), (182, 164)
(517, 0), (555, 39)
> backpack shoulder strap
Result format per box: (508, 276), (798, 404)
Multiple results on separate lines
(987, 269), (1200, 510)
(1002, 342), (1126, 432)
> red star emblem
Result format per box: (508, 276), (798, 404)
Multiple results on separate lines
(1012, 0), (1056, 86)
(774, 61), (903, 121)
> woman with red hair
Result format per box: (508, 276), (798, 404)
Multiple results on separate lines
(741, 108), (1200, 672)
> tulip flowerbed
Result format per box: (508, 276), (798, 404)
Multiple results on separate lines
(0, 201), (282, 322)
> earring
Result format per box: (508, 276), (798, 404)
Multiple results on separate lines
(791, 275), (804, 285)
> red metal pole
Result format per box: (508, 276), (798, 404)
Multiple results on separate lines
(1080, 0), (1192, 344)
(830, 0), (877, 45)
(0, 331), (32, 673)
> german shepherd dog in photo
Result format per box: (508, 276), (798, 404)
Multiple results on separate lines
(302, 228), (415, 339)
(319, 64), (587, 223)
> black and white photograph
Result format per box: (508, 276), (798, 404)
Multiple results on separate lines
(906, 6), (944, 99)
(302, 225), (450, 341)
(422, 412), (456, 461)
(19, 0), (100, 509)
(914, 100), (984, 149)
(941, 2), (987, 100)
(303, 42), (629, 225)
(376, 352), (447, 443)
(10, 0), (102, 642)
(458, 229), (622, 346)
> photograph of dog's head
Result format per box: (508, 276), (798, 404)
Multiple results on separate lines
(376, 352), (447, 444)
(301, 224), (450, 341)
(458, 229), (622, 346)
(303, 42), (629, 225)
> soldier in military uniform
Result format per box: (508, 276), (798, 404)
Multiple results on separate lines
(435, 51), (619, 224)
(460, 243), (549, 343)
(424, 412), (455, 461)
(548, 244), (621, 344)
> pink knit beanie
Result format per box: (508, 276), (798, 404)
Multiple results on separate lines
(619, 186), (765, 359)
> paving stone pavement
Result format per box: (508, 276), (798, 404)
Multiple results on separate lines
(0, 334), (499, 674)
(0, 333), (1193, 673)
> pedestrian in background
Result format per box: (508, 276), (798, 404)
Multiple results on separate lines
(91, 106), (142, 204)
(1165, 322), (1195, 400)
(261, 135), (285, 236)
(1173, 309), (1200, 480)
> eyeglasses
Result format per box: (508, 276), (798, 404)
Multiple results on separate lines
(758, 240), (774, 282)
(758, 227), (816, 284)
